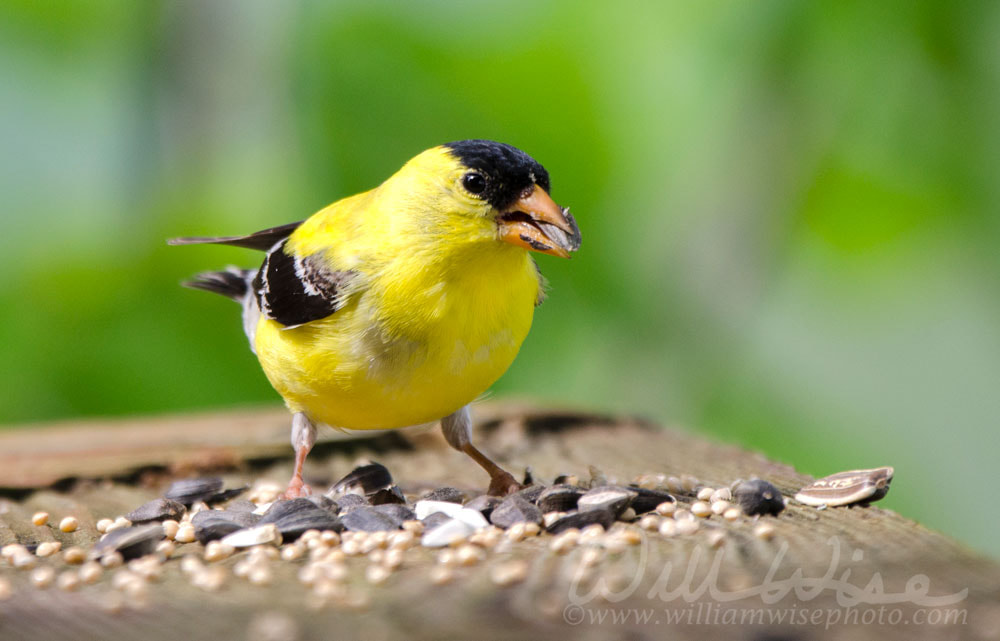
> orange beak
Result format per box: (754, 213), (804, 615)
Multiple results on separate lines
(497, 185), (581, 258)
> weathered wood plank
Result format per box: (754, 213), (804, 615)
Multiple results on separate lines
(0, 405), (996, 641)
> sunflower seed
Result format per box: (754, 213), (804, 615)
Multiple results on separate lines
(733, 479), (786, 516)
(421, 518), (474, 548)
(369, 486), (407, 505)
(305, 495), (339, 512)
(577, 486), (637, 516)
(536, 485), (584, 513)
(164, 478), (223, 506)
(371, 504), (416, 523)
(332, 493), (369, 513)
(489, 495), (543, 529)
(628, 488), (676, 514)
(270, 508), (343, 540)
(192, 510), (261, 543)
(340, 506), (403, 532)
(421, 487), (466, 504)
(512, 485), (546, 504)
(463, 495), (501, 518)
(92, 524), (164, 561)
(546, 508), (616, 534)
(125, 498), (186, 524)
(794, 467), (894, 507)
(329, 463), (392, 496)
(220, 523), (282, 548)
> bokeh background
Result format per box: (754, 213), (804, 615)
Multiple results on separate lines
(2, 1), (997, 557)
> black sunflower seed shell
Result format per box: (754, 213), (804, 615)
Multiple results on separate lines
(536, 485), (584, 513)
(421, 487), (466, 504)
(490, 495), (543, 529)
(125, 498), (186, 524)
(577, 485), (637, 516)
(628, 487), (676, 514)
(464, 495), (501, 518)
(340, 506), (403, 532)
(164, 478), (224, 505)
(369, 486), (407, 505)
(733, 479), (786, 516)
(546, 508), (617, 534)
(92, 523), (165, 560)
(330, 463), (393, 496)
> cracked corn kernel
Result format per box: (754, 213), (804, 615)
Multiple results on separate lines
(59, 516), (79, 533)
(31, 512), (49, 526)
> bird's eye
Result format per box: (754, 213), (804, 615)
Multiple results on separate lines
(462, 172), (487, 195)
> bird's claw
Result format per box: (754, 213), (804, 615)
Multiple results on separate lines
(283, 477), (313, 500)
(487, 471), (522, 497)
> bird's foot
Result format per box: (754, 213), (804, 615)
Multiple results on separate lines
(487, 470), (522, 497)
(283, 477), (313, 500)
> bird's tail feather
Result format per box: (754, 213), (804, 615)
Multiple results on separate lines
(182, 267), (254, 301)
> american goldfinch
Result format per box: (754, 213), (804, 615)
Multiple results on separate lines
(170, 140), (580, 497)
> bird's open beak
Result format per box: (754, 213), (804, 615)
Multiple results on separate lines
(497, 185), (581, 258)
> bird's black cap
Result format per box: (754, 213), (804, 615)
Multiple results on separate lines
(443, 140), (551, 211)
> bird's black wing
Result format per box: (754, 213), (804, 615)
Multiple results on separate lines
(252, 241), (356, 327)
(167, 221), (305, 251)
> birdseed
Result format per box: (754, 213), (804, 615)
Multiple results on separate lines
(31, 511), (49, 526)
(59, 516), (79, 532)
(794, 467), (894, 507)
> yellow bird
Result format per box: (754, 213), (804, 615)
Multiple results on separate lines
(170, 140), (580, 497)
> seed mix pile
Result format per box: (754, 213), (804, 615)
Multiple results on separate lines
(0, 464), (891, 611)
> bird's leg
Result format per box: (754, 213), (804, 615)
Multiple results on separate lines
(441, 405), (521, 496)
(284, 412), (317, 499)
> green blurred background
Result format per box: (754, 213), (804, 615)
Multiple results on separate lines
(2, 1), (997, 557)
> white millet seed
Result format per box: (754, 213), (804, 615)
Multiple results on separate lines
(78, 561), (103, 584)
(192, 566), (227, 592)
(320, 531), (341, 546)
(31, 512), (49, 527)
(523, 523), (541, 537)
(490, 560), (529, 587)
(696, 488), (714, 501)
(63, 546), (86, 565)
(691, 501), (712, 518)
(100, 552), (124, 569)
(676, 519), (700, 535)
(180, 555), (204, 575)
(281, 545), (305, 562)
(673, 509), (694, 522)
(505, 523), (527, 542)
(429, 565), (453, 585)
(658, 520), (677, 537)
(31, 566), (56, 589)
(723, 507), (742, 522)
(35, 541), (62, 558)
(711, 500), (730, 515)
(710, 488), (732, 503)
(248, 566), (273, 586)
(455, 544), (485, 566)
(96, 519), (114, 534)
(705, 529), (726, 549)
(161, 520), (180, 540)
(754, 523), (776, 541)
(203, 542), (235, 563)
(654, 501), (676, 516)
(3, 544), (28, 559)
(365, 564), (390, 584)
(58, 516), (79, 533)
(174, 523), (196, 544)
(639, 514), (660, 531)
(0, 577), (12, 600)
(12, 552), (37, 569)
(57, 570), (81, 592)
